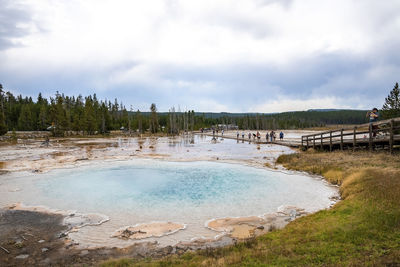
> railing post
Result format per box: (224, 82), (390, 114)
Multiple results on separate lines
(306, 136), (309, 149)
(369, 123), (373, 152)
(353, 126), (357, 152)
(301, 136), (304, 148)
(340, 128), (344, 151)
(390, 119), (394, 154)
(313, 134), (315, 149)
(320, 133), (323, 150)
(329, 131), (332, 152)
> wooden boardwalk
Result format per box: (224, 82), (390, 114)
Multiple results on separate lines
(301, 117), (400, 153)
(199, 133), (302, 147)
(197, 117), (400, 153)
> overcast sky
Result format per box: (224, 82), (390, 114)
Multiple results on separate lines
(0, 0), (399, 112)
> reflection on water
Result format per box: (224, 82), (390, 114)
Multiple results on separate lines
(112, 134), (269, 154)
(168, 134), (196, 148)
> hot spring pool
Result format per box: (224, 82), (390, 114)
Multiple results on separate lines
(1, 159), (338, 247)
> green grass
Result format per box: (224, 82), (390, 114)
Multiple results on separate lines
(101, 151), (400, 266)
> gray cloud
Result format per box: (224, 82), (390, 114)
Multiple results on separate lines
(1, 45), (399, 112)
(0, 0), (36, 50)
(1, 0), (400, 112)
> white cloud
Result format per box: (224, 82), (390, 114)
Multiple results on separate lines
(4, 0), (397, 68)
(249, 96), (352, 113)
(1, 0), (399, 111)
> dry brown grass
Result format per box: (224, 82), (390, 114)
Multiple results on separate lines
(277, 150), (400, 185)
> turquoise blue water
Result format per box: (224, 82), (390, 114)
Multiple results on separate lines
(37, 161), (271, 210)
(2, 159), (337, 247)
(35, 160), (335, 219)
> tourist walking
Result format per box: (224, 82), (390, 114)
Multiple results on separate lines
(242, 131), (245, 139)
(270, 131), (274, 142)
(279, 131), (284, 140)
(266, 132), (269, 142)
(237, 131), (239, 139)
(248, 132), (251, 140)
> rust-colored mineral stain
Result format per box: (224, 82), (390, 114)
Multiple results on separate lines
(0, 161), (7, 169)
(51, 152), (68, 157)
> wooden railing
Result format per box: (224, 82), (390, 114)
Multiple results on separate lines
(301, 117), (400, 153)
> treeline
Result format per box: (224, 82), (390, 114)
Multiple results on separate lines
(0, 89), (143, 136)
(200, 110), (367, 130)
(0, 84), (374, 136)
(0, 85), (214, 136)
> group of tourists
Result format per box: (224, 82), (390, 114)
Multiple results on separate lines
(234, 130), (284, 142)
(207, 127), (285, 142)
(211, 129), (225, 136)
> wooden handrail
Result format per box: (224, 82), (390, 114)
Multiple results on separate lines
(305, 126), (399, 140)
(301, 116), (400, 152)
(301, 117), (400, 138)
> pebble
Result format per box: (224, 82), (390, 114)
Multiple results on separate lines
(41, 248), (49, 252)
(38, 240), (45, 243)
(15, 254), (29, 259)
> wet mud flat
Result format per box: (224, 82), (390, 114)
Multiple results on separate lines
(0, 208), (68, 266)
(0, 208), (179, 266)
(0, 206), (310, 266)
(0, 135), (295, 174)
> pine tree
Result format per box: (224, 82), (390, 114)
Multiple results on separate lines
(72, 95), (85, 132)
(18, 104), (33, 130)
(121, 108), (129, 129)
(53, 95), (68, 136)
(381, 82), (400, 119)
(37, 105), (47, 130)
(0, 111), (6, 135)
(99, 102), (111, 134)
(84, 96), (97, 135)
(0, 84), (7, 135)
(150, 103), (158, 133)
(136, 110), (142, 133)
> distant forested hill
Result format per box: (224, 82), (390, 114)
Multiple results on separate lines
(186, 110), (368, 130)
(142, 109), (368, 129)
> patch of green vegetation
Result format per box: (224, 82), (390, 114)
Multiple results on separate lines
(102, 151), (400, 266)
